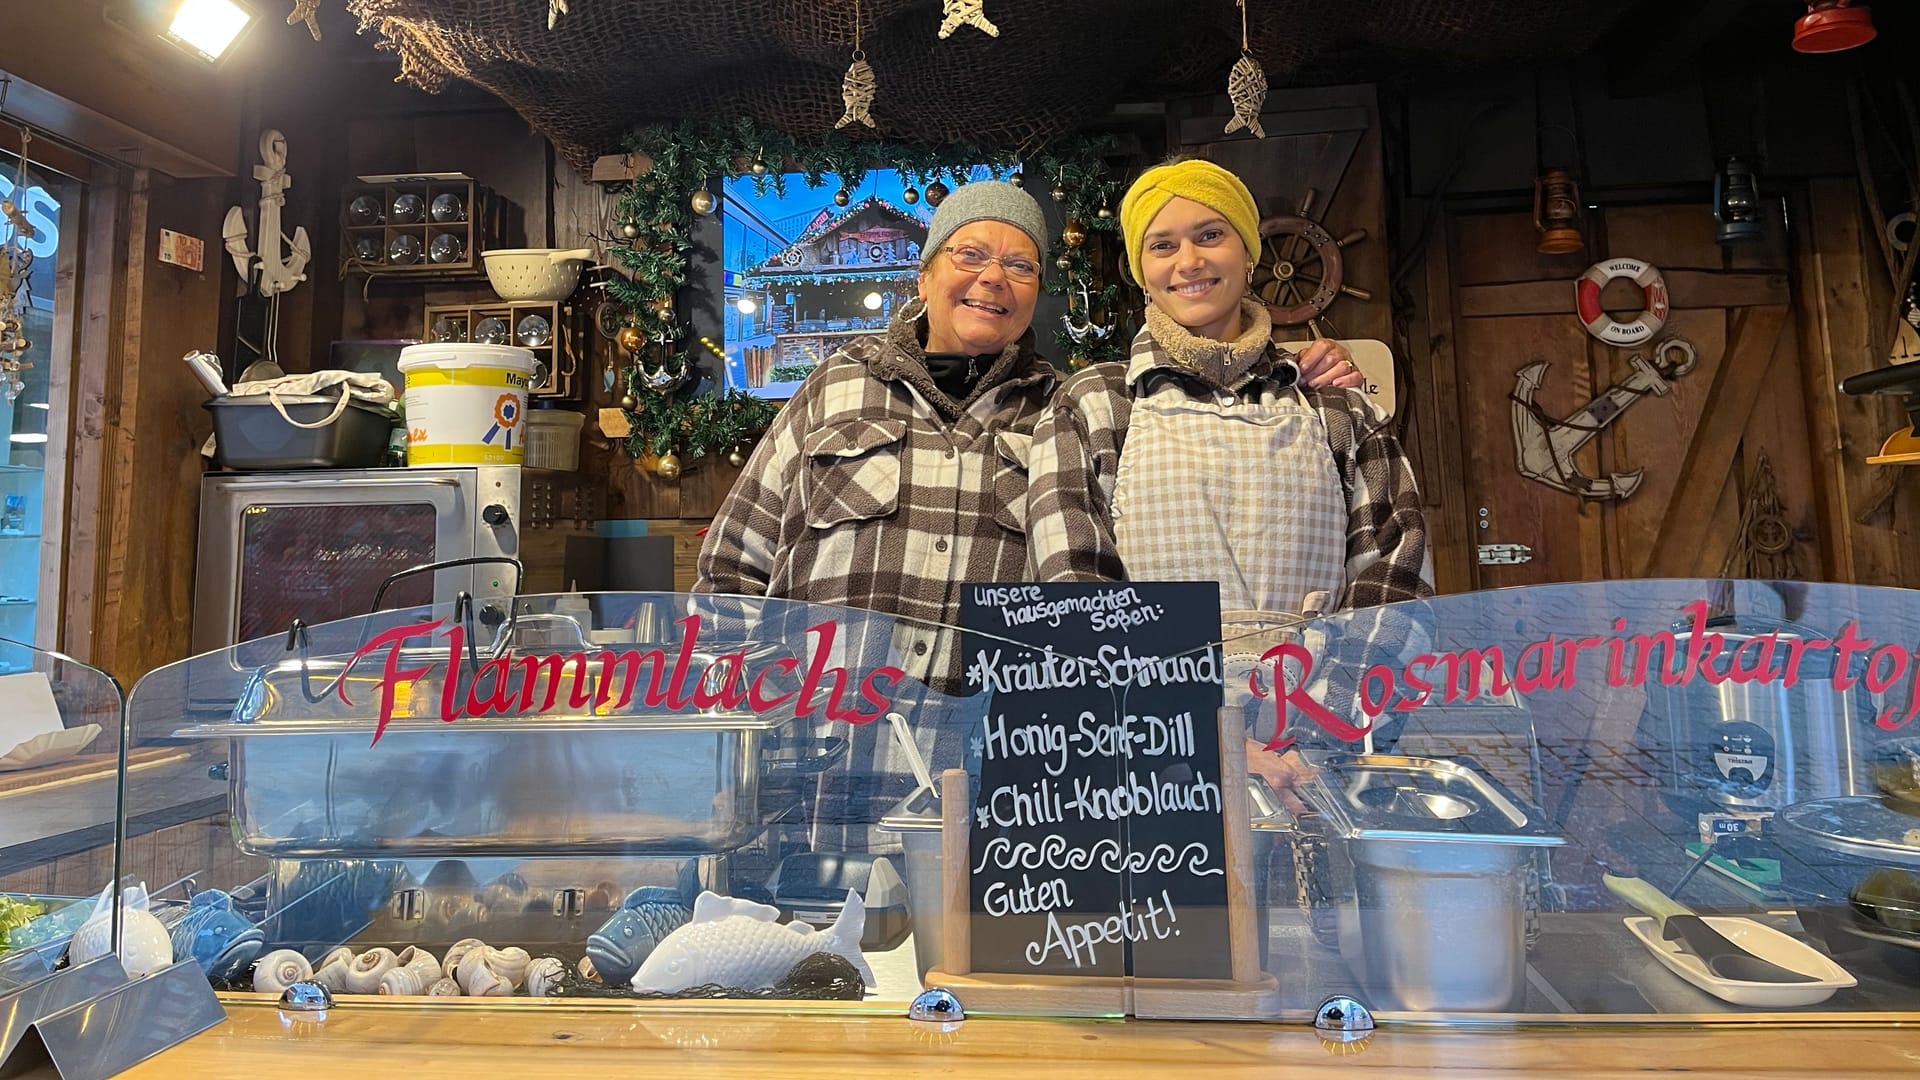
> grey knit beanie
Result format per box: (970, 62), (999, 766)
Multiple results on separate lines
(921, 180), (1047, 267)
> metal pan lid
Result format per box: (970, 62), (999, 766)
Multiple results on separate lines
(1778, 796), (1920, 868)
(1301, 753), (1563, 846)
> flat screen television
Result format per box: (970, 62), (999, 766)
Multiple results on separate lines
(716, 166), (1003, 397)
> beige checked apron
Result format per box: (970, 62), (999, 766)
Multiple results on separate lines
(1111, 383), (1349, 749)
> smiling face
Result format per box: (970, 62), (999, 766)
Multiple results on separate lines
(1138, 196), (1253, 342)
(918, 221), (1042, 356)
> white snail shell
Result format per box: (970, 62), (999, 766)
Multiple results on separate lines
(442, 938), (486, 979)
(577, 955), (600, 983)
(456, 955), (514, 997)
(394, 946), (441, 985)
(344, 946), (399, 994)
(427, 977), (462, 996)
(454, 945), (529, 996)
(317, 946), (354, 970)
(377, 965), (435, 996)
(253, 949), (314, 994)
(525, 956), (565, 998)
(312, 954), (354, 992)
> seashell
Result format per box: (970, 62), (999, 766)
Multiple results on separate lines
(317, 946), (354, 970)
(312, 953), (353, 992)
(377, 965), (435, 996)
(577, 955), (600, 983)
(455, 944), (530, 995)
(427, 977), (462, 996)
(253, 949), (314, 994)
(487, 946), (530, 988)
(442, 937), (486, 979)
(344, 947), (399, 994)
(456, 952), (514, 997)
(394, 945), (441, 984)
(525, 956), (565, 998)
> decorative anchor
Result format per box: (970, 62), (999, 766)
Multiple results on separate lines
(1062, 280), (1112, 347)
(1509, 336), (1697, 502)
(222, 129), (311, 370)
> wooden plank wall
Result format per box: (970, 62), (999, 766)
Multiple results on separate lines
(1409, 190), (1916, 592)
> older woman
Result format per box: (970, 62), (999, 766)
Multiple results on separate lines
(696, 177), (1366, 627)
(1024, 159), (1433, 804)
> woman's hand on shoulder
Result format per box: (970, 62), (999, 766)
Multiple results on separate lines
(1295, 338), (1364, 390)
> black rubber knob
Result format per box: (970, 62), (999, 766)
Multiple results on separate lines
(482, 503), (511, 527)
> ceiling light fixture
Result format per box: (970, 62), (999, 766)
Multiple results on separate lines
(165, 0), (255, 63)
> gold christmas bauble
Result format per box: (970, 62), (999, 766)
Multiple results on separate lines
(656, 450), (683, 480)
(750, 159), (770, 176)
(1069, 354), (1091, 370)
(1096, 204), (1113, 219)
(727, 446), (747, 468)
(1049, 185), (1067, 202)
(690, 188), (716, 215)
(619, 221), (642, 239)
(1010, 172), (1026, 188)
(649, 295), (674, 317)
(619, 393), (638, 411)
(925, 181), (949, 206)
(833, 189), (851, 207)
(616, 325), (645, 353)
(1061, 221), (1086, 248)
(902, 186), (920, 205)
(1056, 254), (1073, 270)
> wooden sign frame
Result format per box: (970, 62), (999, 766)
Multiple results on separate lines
(923, 709), (1281, 1019)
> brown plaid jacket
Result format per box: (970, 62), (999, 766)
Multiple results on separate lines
(1026, 331), (1434, 610)
(695, 314), (1058, 632)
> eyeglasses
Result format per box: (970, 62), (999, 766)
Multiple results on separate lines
(943, 245), (1041, 284)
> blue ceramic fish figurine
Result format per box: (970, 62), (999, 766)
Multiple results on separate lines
(584, 886), (693, 988)
(167, 889), (265, 983)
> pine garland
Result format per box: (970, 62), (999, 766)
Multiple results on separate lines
(606, 119), (1135, 462)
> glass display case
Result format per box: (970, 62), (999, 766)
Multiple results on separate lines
(115, 581), (1920, 1026)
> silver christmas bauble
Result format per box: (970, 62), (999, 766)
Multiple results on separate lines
(833, 189), (851, 207)
(902, 187), (920, 205)
(690, 188), (716, 215)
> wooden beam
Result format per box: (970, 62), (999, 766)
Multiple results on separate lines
(1639, 304), (1791, 577)
(1456, 271), (1790, 319)
(1418, 208), (1473, 594)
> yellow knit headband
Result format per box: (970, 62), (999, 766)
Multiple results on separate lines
(1119, 159), (1262, 284)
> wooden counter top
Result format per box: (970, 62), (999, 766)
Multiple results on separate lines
(118, 1000), (1920, 1078)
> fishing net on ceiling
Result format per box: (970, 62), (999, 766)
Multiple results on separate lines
(343, 0), (1640, 171)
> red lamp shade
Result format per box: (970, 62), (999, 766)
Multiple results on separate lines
(1793, 1), (1877, 53)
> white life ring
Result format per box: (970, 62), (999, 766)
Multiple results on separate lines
(1575, 258), (1669, 346)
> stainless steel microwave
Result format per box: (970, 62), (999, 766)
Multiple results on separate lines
(193, 465), (536, 651)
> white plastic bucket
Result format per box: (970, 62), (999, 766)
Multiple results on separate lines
(397, 343), (540, 466)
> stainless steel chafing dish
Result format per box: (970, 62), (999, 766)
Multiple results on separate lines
(174, 637), (846, 858)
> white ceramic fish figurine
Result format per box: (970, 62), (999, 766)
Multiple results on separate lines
(67, 882), (174, 979)
(836, 59), (877, 130)
(939, 0), (999, 38)
(1224, 52), (1268, 139)
(629, 890), (874, 994)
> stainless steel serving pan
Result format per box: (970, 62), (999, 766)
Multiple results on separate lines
(175, 640), (845, 858)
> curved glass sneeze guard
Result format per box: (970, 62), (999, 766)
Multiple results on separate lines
(1194, 579), (1920, 1022)
(121, 593), (1133, 1015)
(0, 637), (125, 999)
(117, 582), (1920, 1024)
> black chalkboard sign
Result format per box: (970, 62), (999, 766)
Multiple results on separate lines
(959, 581), (1229, 981)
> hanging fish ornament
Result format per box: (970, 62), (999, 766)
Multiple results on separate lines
(836, 55), (877, 129)
(1224, 51), (1268, 139)
(939, 0), (999, 38)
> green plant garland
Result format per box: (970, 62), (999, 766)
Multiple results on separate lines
(605, 120), (1135, 462)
